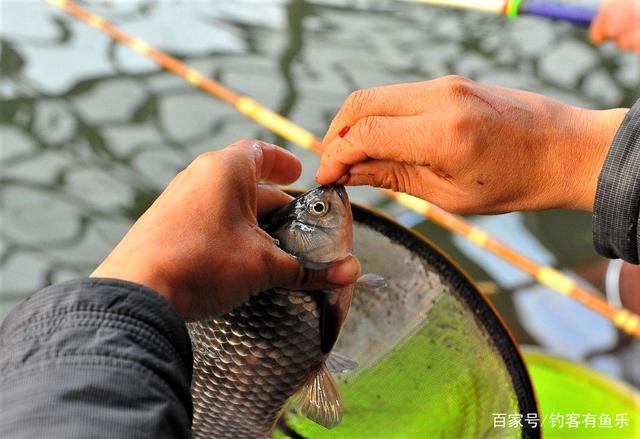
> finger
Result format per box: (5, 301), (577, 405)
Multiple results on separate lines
(619, 28), (640, 51)
(257, 184), (293, 217)
(589, 0), (616, 43)
(326, 256), (362, 285)
(323, 81), (434, 146)
(341, 159), (442, 197)
(323, 76), (477, 146)
(268, 250), (361, 291)
(316, 113), (444, 184)
(344, 160), (484, 213)
(230, 139), (302, 185)
(601, 5), (632, 40)
(589, 8), (606, 43)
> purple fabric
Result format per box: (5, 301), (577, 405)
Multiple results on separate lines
(521, 1), (598, 26)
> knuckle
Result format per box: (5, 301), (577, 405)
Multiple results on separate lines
(233, 137), (254, 145)
(194, 151), (218, 166)
(441, 75), (474, 99)
(377, 171), (401, 192)
(345, 88), (374, 116)
(389, 166), (413, 194)
(190, 151), (220, 174)
(229, 138), (257, 153)
(397, 166), (415, 194)
(226, 140), (252, 158)
(219, 144), (257, 176)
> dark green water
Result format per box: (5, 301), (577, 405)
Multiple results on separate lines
(1, 0), (639, 385)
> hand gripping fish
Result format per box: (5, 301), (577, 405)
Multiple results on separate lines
(188, 185), (358, 438)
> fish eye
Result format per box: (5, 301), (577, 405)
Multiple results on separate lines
(309, 200), (328, 216)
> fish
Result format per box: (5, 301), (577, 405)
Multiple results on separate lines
(188, 185), (355, 438)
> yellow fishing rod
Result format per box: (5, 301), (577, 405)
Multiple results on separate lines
(44, 0), (640, 338)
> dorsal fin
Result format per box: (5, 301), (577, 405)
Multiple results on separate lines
(294, 364), (343, 428)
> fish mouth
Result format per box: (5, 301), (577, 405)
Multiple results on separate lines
(326, 184), (349, 206)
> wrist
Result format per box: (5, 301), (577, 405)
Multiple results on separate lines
(91, 256), (191, 318)
(558, 107), (629, 211)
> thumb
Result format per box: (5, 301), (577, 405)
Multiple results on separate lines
(268, 250), (361, 290)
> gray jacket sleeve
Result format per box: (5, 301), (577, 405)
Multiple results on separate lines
(593, 99), (640, 264)
(0, 278), (193, 438)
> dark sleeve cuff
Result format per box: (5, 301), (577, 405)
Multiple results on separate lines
(0, 278), (193, 438)
(592, 99), (640, 264)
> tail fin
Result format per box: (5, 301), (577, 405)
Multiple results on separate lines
(294, 364), (343, 428)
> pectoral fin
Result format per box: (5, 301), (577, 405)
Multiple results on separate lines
(295, 364), (343, 429)
(326, 352), (358, 373)
(356, 273), (387, 290)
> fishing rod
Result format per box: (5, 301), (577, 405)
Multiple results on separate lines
(403, 0), (598, 26)
(44, 0), (640, 338)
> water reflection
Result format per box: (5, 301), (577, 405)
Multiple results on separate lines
(1, 0), (639, 383)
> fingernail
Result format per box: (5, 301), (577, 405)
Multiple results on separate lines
(336, 174), (350, 185)
(338, 125), (351, 138)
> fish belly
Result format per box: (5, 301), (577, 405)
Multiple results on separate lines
(188, 289), (323, 438)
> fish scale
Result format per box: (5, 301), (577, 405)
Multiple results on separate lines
(189, 289), (323, 438)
